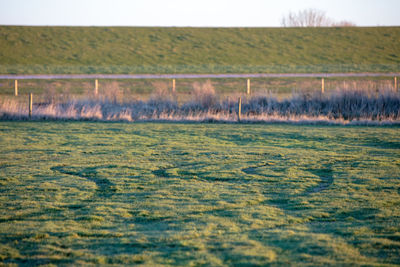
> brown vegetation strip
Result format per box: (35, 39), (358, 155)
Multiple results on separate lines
(1, 72), (400, 80)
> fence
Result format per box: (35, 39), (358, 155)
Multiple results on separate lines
(0, 73), (399, 121)
(2, 73), (399, 98)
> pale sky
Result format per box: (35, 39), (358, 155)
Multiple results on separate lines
(0, 0), (399, 27)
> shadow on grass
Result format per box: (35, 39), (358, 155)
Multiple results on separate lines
(51, 165), (116, 198)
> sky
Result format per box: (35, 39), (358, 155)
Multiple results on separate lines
(0, 0), (399, 27)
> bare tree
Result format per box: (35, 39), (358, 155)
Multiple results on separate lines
(333, 20), (357, 27)
(281, 9), (355, 27)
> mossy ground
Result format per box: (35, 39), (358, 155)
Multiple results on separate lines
(0, 122), (399, 265)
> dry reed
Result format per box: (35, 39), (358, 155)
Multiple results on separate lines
(1, 86), (399, 125)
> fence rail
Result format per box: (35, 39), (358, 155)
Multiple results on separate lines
(1, 72), (400, 80)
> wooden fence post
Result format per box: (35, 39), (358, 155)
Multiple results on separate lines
(321, 78), (325, 94)
(14, 80), (18, 96)
(29, 93), (33, 119)
(172, 79), (176, 93)
(238, 97), (242, 122)
(95, 79), (98, 95)
(247, 79), (251, 95)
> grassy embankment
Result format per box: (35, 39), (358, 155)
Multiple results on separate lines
(1, 26), (399, 74)
(1, 26), (399, 98)
(0, 122), (399, 265)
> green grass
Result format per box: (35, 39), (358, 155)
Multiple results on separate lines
(1, 26), (400, 74)
(0, 122), (399, 265)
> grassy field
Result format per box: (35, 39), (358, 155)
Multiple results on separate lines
(1, 26), (400, 74)
(0, 122), (399, 265)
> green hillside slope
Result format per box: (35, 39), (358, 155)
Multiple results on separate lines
(0, 26), (399, 74)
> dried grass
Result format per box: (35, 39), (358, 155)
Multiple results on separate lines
(1, 87), (399, 125)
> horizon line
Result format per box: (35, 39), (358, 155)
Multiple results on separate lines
(1, 24), (399, 28)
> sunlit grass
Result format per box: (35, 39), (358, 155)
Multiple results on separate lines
(0, 122), (399, 265)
